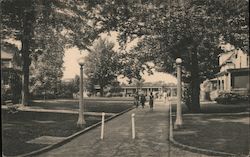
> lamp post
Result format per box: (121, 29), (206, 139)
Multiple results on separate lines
(77, 57), (86, 127)
(174, 58), (183, 129)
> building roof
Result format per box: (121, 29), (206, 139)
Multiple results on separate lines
(220, 50), (236, 67)
(120, 82), (176, 88)
(216, 68), (250, 76)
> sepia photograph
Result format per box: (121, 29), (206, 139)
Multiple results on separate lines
(1, 0), (249, 156)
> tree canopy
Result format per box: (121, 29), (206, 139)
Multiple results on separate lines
(94, 0), (249, 112)
(84, 38), (120, 96)
(1, 0), (100, 105)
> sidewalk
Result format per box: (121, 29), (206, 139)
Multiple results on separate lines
(37, 102), (211, 157)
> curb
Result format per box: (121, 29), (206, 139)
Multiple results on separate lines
(169, 137), (237, 157)
(5, 106), (136, 157)
(183, 111), (250, 116)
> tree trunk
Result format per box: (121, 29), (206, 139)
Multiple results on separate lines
(188, 50), (201, 112)
(21, 9), (33, 106)
(21, 53), (30, 105)
(100, 86), (104, 97)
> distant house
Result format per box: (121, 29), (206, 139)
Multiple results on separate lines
(1, 45), (22, 103)
(203, 49), (250, 100)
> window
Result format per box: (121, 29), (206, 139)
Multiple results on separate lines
(232, 75), (249, 89)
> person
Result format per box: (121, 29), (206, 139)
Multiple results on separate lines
(163, 91), (167, 103)
(140, 93), (146, 108)
(134, 92), (139, 108)
(149, 92), (154, 110)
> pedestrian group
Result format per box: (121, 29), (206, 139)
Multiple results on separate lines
(134, 92), (154, 110)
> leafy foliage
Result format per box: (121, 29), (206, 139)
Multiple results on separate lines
(1, 0), (101, 104)
(84, 38), (120, 96)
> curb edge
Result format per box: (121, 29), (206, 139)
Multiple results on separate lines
(169, 135), (238, 157)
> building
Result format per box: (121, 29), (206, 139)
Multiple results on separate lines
(1, 46), (22, 103)
(204, 49), (249, 100)
(120, 82), (177, 98)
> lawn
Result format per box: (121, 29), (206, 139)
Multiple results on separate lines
(173, 114), (250, 156)
(2, 98), (134, 156)
(29, 97), (134, 113)
(170, 101), (250, 114)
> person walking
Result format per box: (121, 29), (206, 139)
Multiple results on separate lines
(140, 93), (146, 108)
(149, 92), (154, 110)
(163, 91), (167, 103)
(134, 92), (139, 108)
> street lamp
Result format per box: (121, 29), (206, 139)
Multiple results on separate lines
(77, 57), (86, 127)
(174, 58), (183, 129)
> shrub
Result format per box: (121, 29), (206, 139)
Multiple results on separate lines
(1, 87), (12, 104)
(183, 85), (192, 110)
(86, 92), (91, 97)
(215, 92), (241, 104)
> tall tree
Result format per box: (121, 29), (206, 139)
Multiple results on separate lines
(84, 38), (119, 96)
(1, 0), (100, 105)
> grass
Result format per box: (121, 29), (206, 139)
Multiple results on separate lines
(173, 114), (250, 155)
(29, 97), (134, 113)
(170, 101), (250, 155)
(170, 101), (250, 114)
(2, 98), (134, 156)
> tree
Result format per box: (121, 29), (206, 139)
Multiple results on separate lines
(56, 76), (80, 99)
(1, 0), (100, 105)
(29, 48), (64, 99)
(94, 0), (249, 112)
(84, 38), (120, 96)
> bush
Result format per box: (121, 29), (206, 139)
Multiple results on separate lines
(57, 91), (73, 99)
(1, 87), (12, 104)
(183, 84), (192, 110)
(215, 92), (241, 104)
(241, 94), (250, 102)
(86, 92), (91, 97)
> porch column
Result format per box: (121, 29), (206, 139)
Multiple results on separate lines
(228, 73), (231, 91)
(225, 75), (228, 91)
(170, 87), (173, 98)
(217, 78), (220, 91)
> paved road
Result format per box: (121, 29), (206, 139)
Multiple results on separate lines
(37, 101), (212, 157)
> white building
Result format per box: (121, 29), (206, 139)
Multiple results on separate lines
(205, 49), (249, 100)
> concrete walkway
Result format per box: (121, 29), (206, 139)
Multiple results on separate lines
(37, 102), (212, 157)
